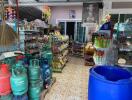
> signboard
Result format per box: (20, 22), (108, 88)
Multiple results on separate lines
(82, 3), (99, 24)
(69, 10), (76, 19)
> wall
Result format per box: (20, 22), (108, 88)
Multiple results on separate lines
(49, 6), (83, 25)
(103, 0), (132, 15)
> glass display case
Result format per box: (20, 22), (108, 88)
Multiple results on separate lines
(114, 20), (132, 66)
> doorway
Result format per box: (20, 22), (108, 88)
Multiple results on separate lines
(58, 20), (86, 43)
(66, 22), (75, 40)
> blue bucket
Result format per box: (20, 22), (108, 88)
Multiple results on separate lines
(88, 66), (132, 100)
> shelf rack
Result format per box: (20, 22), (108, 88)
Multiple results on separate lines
(52, 35), (69, 73)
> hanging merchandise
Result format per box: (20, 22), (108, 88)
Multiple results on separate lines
(13, 93), (28, 100)
(29, 79), (43, 100)
(0, 63), (11, 96)
(29, 59), (40, 81)
(0, 0), (18, 46)
(5, 6), (16, 22)
(42, 5), (51, 23)
(10, 65), (28, 96)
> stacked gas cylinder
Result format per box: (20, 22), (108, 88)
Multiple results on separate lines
(0, 58), (28, 100)
(40, 58), (52, 89)
(0, 50), (53, 100)
(0, 56), (26, 99)
(41, 36), (53, 88)
(28, 59), (43, 100)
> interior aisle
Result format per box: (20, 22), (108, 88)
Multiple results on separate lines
(44, 57), (89, 100)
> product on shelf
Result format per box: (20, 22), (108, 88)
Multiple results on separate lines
(84, 42), (95, 66)
(72, 42), (85, 57)
(114, 21), (132, 66)
(92, 29), (112, 65)
(24, 30), (40, 58)
(93, 50), (106, 65)
(51, 32), (69, 72)
(94, 36), (111, 48)
(19, 20), (39, 31)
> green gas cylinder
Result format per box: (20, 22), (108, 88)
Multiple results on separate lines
(0, 94), (12, 100)
(29, 79), (43, 100)
(29, 59), (40, 81)
(10, 65), (28, 96)
(42, 51), (53, 65)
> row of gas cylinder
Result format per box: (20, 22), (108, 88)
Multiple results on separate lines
(0, 57), (52, 100)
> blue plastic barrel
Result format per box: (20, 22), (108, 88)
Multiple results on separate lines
(88, 66), (132, 100)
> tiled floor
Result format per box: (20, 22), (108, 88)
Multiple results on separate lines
(44, 57), (89, 100)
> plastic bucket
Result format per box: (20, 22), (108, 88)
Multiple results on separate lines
(88, 66), (132, 100)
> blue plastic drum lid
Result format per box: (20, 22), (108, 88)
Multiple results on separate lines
(88, 66), (132, 100)
(90, 66), (132, 84)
